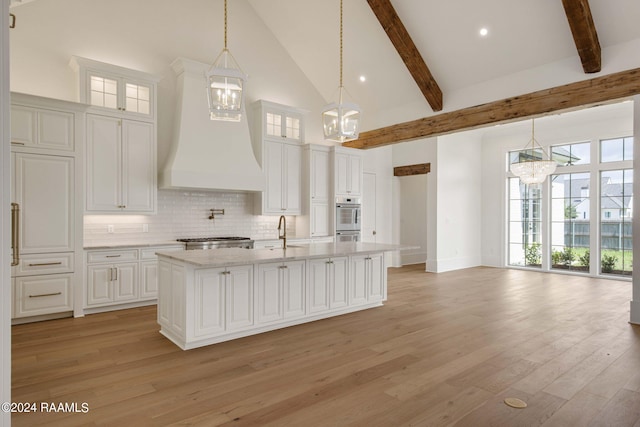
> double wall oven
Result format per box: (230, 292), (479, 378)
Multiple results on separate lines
(335, 197), (361, 242)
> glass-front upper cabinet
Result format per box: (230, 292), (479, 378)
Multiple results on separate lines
(254, 100), (306, 143)
(70, 56), (158, 120)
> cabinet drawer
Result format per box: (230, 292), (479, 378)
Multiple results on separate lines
(12, 252), (74, 276)
(87, 249), (138, 263)
(140, 245), (184, 260)
(13, 274), (73, 318)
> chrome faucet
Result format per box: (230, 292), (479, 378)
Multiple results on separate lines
(278, 215), (287, 249)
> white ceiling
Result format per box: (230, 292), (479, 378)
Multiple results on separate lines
(10, 0), (640, 133)
(249, 0), (640, 123)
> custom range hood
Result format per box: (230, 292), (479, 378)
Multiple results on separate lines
(159, 58), (264, 192)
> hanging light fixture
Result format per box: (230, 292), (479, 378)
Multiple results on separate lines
(322, 0), (361, 143)
(206, 0), (246, 122)
(510, 119), (557, 184)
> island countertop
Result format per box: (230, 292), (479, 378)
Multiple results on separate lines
(156, 242), (409, 268)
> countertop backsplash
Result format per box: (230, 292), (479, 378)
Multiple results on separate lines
(84, 189), (296, 245)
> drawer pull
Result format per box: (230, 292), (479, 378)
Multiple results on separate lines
(29, 292), (62, 298)
(28, 261), (63, 267)
(106, 255), (121, 258)
(11, 141), (25, 146)
(279, 265), (288, 269)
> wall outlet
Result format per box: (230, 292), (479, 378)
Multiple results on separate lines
(142, 224), (149, 233)
(107, 225), (114, 233)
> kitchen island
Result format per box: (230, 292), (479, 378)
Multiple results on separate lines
(156, 242), (406, 350)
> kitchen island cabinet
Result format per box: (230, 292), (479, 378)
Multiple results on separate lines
(156, 242), (406, 350)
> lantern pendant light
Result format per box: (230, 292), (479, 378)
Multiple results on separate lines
(207, 0), (246, 122)
(510, 119), (557, 184)
(322, 0), (361, 143)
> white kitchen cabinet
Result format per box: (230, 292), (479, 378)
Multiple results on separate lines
(11, 105), (74, 152)
(298, 144), (332, 238)
(13, 274), (73, 318)
(350, 252), (385, 306)
(192, 265), (254, 336)
(11, 152), (74, 254)
(253, 99), (305, 143)
(86, 262), (138, 306)
(308, 257), (348, 314)
(256, 260), (305, 324)
(71, 56), (158, 120)
(86, 114), (156, 213)
(10, 94), (85, 323)
(260, 140), (302, 215)
(334, 147), (363, 197)
(85, 245), (184, 312)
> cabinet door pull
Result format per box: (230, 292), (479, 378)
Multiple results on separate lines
(221, 271), (231, 275)
(29, 292), (62, 298)
(106, 255), (121, 258)
(28, 261), (63, 267)
(325, 260), (333, 264)
(11, 203), (20, 266)
(113, 268), (118, 281)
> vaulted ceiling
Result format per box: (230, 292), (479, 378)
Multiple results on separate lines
(249, 0), (640, 137)
(10, 0), (640, 142)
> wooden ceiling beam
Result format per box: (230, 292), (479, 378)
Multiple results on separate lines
(394, 163), (431, 177)
(367, 0), (443, 111)
(343, 67), (640, 149)
(561, 0), (601, 73)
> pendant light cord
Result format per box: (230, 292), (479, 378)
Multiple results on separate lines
(339, 0), (343, 88)
(224, 0), (228, 50)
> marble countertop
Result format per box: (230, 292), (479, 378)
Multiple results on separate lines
(84, 240), (184, 250)
(156, 242), (411, 267)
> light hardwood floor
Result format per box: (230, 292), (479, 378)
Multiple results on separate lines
(11, 265), (640, 426)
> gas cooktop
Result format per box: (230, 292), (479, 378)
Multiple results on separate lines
(176, 236), (251, 243)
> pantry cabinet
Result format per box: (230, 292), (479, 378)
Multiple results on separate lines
(298, 144), (332, 238)
(86, 114), (155, 212)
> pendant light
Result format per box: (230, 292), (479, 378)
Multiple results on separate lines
(206, 0), (246, 122)
(322, 0), (361, 143)
(510, 119), (557, 184)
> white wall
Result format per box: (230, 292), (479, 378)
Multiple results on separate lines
(432, 131), (483, 272)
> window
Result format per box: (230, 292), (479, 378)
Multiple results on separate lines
(600, 169), (633, 275)
(506, 134), (633, 278)
(601, 137), (633, 162)
(552, 142), (590, 165)
(508, 178), (542, 268)
(550, 173), (590, 272)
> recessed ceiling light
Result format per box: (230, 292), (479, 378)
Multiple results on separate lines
(479, 27), (489, 37)
(359, 75), (366, 82)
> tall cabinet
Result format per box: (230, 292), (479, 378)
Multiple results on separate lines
(252, 100), (305, 216)
(71, 56), (158, 213)
(10, 93), (86, 322)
